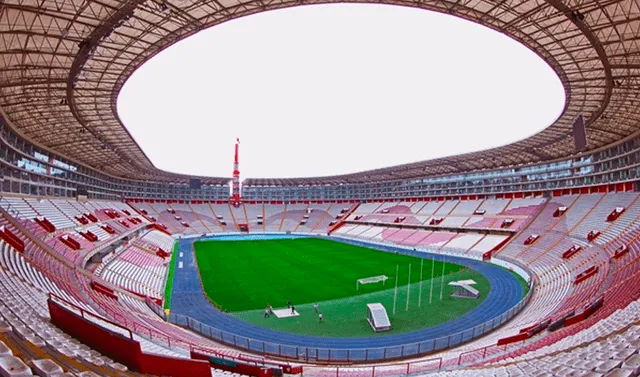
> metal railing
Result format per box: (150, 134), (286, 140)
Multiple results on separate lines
(0, 195), (22, 220)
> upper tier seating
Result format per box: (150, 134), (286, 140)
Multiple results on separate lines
(133, 202), (199, 235)
(502, 197), (547, 216)
(347, 197), (544, 231)
(128, 201), (350, 235)
(332, 224), (505, 258)
(262, 204), (285, 232)
(243, 203), (264, 231)
(280, 204), (308, 232)
(228, 203), (248, 226)
(450, 200), (483, 215)
(210, 204), (237, 232)
(170, 203), (209, 234)
(26, 198), (79, 230)
(0, 197), (148, 265)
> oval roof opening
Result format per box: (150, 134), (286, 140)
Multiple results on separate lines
(118, 3), (565, 179)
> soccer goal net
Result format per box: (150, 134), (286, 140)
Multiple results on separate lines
(357, 275), (388, 290)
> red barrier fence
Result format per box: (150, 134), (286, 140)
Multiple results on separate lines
(150, 222), (172, 236)
(59, 235), (80, 250)
(575, 265), (599, 284)
(90, 281), (118, 300)
(562, 245), (582, 259)
(192, 350), (273, 377)
(35, 217), (56, 232)
(613, 245), (629, 259)
(101, 224), (116, 234)
(0, 225), (24, 252)
(80, 230), (98, 242)
(48, 295), (211, 377)
(75, 215), (89, 225)
(140, 352), (212, 377)
(47, 296), (140, 368)
(496, 332), (528, 346)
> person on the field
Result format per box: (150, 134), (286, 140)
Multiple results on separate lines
(291, 305), (295, 314)
(264, 308), (269, 318)
(318, 313), (323, 322)
(287, 300), (291, 308)
(313, 303), (319, 312)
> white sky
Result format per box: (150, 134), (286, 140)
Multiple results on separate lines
(117, 4), (565, 179)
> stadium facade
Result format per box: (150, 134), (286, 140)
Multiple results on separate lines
(0, 1), (639, 377)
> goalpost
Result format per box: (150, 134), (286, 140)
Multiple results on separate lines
(357, 275), (388, 290)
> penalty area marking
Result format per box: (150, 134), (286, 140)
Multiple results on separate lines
(272, 308), (300, 318)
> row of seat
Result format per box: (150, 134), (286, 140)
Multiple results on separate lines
(0, 197), (133, 234)
(98, 230), (174, 298)
(133, 201), (352, 235)
(346, 198), (546, 231)
(333, 224), (507, 258)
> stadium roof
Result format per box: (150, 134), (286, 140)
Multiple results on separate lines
(1, 0), (639, 185)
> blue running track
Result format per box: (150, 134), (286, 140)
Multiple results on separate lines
(169, 235), (523, 360)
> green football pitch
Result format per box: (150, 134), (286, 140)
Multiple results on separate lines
(194, 237), (493, 337)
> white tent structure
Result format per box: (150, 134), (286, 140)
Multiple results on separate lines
(366, 303), (391, 332)
(449, 279), (480, 299)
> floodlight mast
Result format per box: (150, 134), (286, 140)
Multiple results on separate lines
(231, 138), (242, 207)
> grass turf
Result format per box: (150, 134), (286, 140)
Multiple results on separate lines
(194, 237), (494, 337)
(163, 241), (179, 310)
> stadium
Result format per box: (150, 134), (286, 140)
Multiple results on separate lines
(0, 0), (640, 377)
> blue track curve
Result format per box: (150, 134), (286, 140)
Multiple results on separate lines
(169, 235), (523, 358)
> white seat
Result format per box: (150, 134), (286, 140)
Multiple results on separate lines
(595, 360), (623, 374)
(31, 359), (64, 377)
(13, 325), (34, 340)
(604, 368), (634, 377)
(580, 372), (605, 377)
(108, 362), (127, 372)
(613, 349), (636, 360)
(0, 355), (33, 376)
(76, 372), (101, 377)
(57, 348), (77, 358)
(622, 354), (640, 374)
(24, 335), (45, 348)
(85, 357), (103, 367)
(0, 342), (11, 358)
